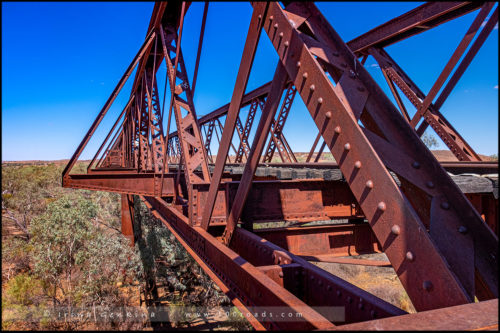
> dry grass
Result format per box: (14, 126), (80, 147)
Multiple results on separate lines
(312, 253), (416, 313)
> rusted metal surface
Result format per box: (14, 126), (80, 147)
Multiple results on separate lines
(63, 1), (498, 330)
(335, 299), (498, 331)
(121, 194), (135, 246)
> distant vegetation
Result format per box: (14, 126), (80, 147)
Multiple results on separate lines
(1, 162), (251, 330)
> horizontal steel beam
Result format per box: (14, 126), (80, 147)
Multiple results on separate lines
(63, 173), (175, 197)
(254, 223), (381, 257)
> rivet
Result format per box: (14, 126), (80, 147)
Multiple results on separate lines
(258, 15), (262, 19)
(334, 126), (341, 134)
(358, 303), (364, 310)
(349, 70), (356, 78)
(279, 272), (284, 278)
(347, 296), (352, 303)
(279, 32), (284, 38)
(296, 61), (301, 67)
(440, 202), (450, 210)
(344, 143), (351, 151)
(336, 290), (342, 297)
(317, 97), (323, 104)
(458, 226), (468, 234)
(366, 180), (374, 189)
(354, 161), (362, 169)
(311, 276), (315, 281)
(412, 161), (420, 169)
(318, 281), (322, 286)
(274, 23), (278, 28)
(406, 251), (414, 261)
(325, 111), (332, 119)
(327, 285), (332, 291)
(269, 16), (274, 21)
(391, 224), (400, 235)
(294, 271), (299, 276)
(303, 72), (308, 79)
(284, 41), (289, 46)
(377, 202), (386, 211)
(371, 310), (377, 318)
(426, 181), (434, 188)
(423, 280), (433, 291)
(310, 84), (315, 91)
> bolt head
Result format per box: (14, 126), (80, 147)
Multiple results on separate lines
(423, 280), (433, 291)
(269, 16), (274, 21)
(302, 72), (308, 79)
(296, 61), (301, 67)
(274, 23), (278, 28)
(354, 161), (362, 169)
(440, 202), (450, 210)
(317, 97), (323, 104)
(284, 41), (289, 46)
(365, 180), (374, 189)
(391, 224), (400, 235)
(406, 251), (414, 261)
(378, 202), (387, 211)
(325, 111), (332, 119)
(344, 143), (351, 151)
(412, 161), (420, 169)
(310, 84), (315, 91)
(279, 32), (283, 38)
(426, 181), (435, 188)
(334, 126), (341, 134)
(349, 70), (356, 78)
(458, 226), (468, 234)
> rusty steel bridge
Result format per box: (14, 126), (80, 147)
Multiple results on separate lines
(63, 2), (498, 330)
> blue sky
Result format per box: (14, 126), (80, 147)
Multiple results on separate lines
(2, 2), (498, 161)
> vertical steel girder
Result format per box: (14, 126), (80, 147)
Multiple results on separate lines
(257, 1), (497, 310)
(223, 62), (290, 243)
(263, 83), (298, 163)
(235, 98), (261, 163)
(144, 70), (166, 173)
(121, 194), (135, 246)
(159, 23), (210, 185)
(199, 3), (269, 230)
(203, 120), (216, 163)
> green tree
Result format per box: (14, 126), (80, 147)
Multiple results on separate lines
(29, 195), (142, 329)
(422, 131), (439, 149)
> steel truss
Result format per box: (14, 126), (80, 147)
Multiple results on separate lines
(63, 1), (498, 330)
